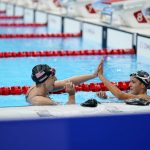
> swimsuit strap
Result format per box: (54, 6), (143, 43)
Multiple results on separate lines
(25, 86), (51, 101)
(25, 86), (35, 100)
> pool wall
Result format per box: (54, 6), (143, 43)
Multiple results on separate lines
(0, 113), (150, 150)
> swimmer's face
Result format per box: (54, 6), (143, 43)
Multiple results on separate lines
(45, 75), (57, 91)
(129, 76), (144, 95)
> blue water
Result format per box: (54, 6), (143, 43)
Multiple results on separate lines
(0, 26), (48, 34)
(0, 20), (150, 107)
(0, 55), (150, 107)
(0, 38), (101, 51)
(0, 55), (137, 87)
(0, 19), (23, 23)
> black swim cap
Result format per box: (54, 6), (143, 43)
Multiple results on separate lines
(130, 70), (150, 87)
(81, 99), (100, 107)
(31, 64), (55, 84)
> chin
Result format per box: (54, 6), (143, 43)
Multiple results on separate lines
(130, 90), (134, 94)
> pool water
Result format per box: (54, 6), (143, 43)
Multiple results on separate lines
(0, 37), (101, 51)
(0, 22), (150, 107)
(0, 19), (24, 23)
(0, 26), (48, 34)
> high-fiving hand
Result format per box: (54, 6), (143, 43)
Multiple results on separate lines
(97, 58), (104, 76)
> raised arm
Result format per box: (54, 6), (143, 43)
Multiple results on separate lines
(98, 59), (137, 100)
(53, 66), (99, 91)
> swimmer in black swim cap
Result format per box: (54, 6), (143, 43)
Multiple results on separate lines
(130, 70), (150, 88)
(32, 64), (56, 84)
(96, 58), (150, 101)
(26, 62), (101, 105)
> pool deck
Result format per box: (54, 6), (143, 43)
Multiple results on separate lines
(76, 17), (150, 36)
(0, 103), (150, 120)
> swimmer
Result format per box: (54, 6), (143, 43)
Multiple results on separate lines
(97, 59), (150, 100)
(26, 63), (100, 105)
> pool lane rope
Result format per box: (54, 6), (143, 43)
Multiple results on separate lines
(0, 49), (135, 58)
(0, 23), (48, 27)
(1, 81), (148, 96)
(0, 10), (6, 14)
(0, 15), (23, 19)
(0, 32), (81, 38)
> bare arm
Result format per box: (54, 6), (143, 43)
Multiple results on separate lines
(53, 61), (101, 91)
(28, 96), (58, 106)
(54, 74), (96, 90)
(28, 81), (76, 105)
(98, 59), (137, 100)
(98, 74), (137, 100)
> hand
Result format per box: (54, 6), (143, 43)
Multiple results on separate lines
(96, 91), (108, 99)
(93, 58), (104, 77)
(97, 58), (104, 76)
(65, 81), (76, 95)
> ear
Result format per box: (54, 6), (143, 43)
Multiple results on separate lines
(140, 82), (146, 89)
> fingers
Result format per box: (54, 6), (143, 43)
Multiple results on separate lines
(96, 91), (107, 99)
(99, 58), (104, 67)
(65, 81), (76, 95)
(93, 58), (105, 77)
(101, 57), (104, 63)
(97, 58), (105, 76)
(65, 81), (75, 89)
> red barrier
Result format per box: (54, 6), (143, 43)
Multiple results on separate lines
(0, 33), (81, 38)
(0, 81), (134, 95)
(0, 23), (48, 27)
(0, 49), (136, 58)
(0, 16), (23, 19)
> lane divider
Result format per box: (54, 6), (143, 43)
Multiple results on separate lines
(0, 49), (135, 58)
(0, 10), (6, 14)
(0, 23), (48, 27)
(0, 16), (23, 19)
(0, 81), (139, 95)
(0, 33), (81, 38)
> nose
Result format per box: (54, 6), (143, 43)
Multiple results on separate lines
(129, 82), (132, 87)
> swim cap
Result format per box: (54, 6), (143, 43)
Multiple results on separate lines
(81, 99), (100, 107)
(130, 70), (150, 87)
(31, 64), (55, 84)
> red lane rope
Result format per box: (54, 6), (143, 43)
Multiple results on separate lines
(0, 16), (23, 19)
(0, 33), (81, 38)
(0, 23), (48, 27)
(0, 10), (6, 14)
(1, 81), (147, 95)
(0, 49), (135, 58)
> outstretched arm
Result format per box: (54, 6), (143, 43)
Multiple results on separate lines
(53, 65), (99, 91)
(98, 59), (137, 100)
